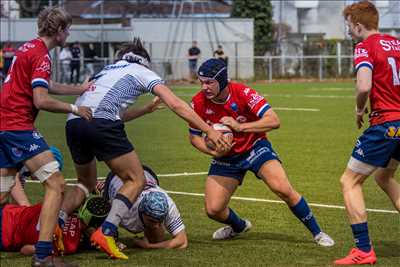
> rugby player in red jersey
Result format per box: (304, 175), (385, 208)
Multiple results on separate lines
(0, 204), (82, 256)
(335, 1), (400, 265)
(188, 58), (334, 247)
(0, 6), (92, 267)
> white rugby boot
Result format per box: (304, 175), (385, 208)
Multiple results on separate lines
(314, 231), (335, 247)
(212, 219), (252, 240)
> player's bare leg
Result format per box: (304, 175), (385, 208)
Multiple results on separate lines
(340, 168), (369, 224)
(205, 176), (251, 240)
(374, 162), (400, 212)
(0, 168), (17, 205)
(91, 151), (145, 259)
(257, 160), (300, 205)
(259, 160), (334, 247)
(24, 151), (70, 264)
(60, 159), (97, 223)
(335, 167), (376, 265)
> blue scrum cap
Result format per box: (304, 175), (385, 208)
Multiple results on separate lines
(198, 58), (228, 92)
(138, 191), (169, 222)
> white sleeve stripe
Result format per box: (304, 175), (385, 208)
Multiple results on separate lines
(355, 61), (373, 70)
(31, 78), (49, 85)
(168, 218), (183, 229)
(147, 79), (164, 92)
(256, 103), (270, 117)
(167, 220), (184, 233)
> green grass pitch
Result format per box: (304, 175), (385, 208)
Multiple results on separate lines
(1, 82), (399, 266)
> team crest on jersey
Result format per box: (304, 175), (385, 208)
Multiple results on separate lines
(354, 48), (368, 59)
(244, 88), (251, 95)
(12, 147), (23, 157)
(230, 102), (238, 112)
(385, 126), (400, 139)
(248, 93), (263, 109)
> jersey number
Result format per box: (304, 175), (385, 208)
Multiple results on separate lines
(388, 57), (400, 86)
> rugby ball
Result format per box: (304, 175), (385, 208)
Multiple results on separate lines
(205, 123), (233, 150)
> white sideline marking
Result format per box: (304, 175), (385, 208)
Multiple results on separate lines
(264, 93), (354, 99)
(273, 107), (320, 112)
(175, 92), (353, 99)
(25, 172), (398, 214)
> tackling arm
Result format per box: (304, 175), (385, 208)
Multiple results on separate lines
(33, 87), (92, 120)
(152, 84), (230, 151)
(49, 77), (92, 95)
(10, 174), (31, 206)
(122, 97), (162, 122)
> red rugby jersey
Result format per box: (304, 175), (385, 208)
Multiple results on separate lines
(190, 82), (270, 155)
(353, 33), (400, 125)
(0, 38), (51, 130)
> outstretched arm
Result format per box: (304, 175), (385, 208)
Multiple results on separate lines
(10, 174), (31, 206)
(122, 97), (163, 122)
(49, 77), (93, 95)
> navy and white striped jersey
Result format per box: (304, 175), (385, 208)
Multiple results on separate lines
(67, 60), (163, 121)
(106, 174), (185, 236)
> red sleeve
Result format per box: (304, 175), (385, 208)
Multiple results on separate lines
(353, 42), (374, 73)
(188, 97), (204, 135)
(31, 54), (51, 90)
(241, 87), (270, 118)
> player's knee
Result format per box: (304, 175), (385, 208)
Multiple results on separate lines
(205, 204), (224, 219)
(122, 170), (146, 190)
(44, 172), (65, 195)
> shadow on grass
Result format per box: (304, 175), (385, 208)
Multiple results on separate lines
(375, 240), (400, 258)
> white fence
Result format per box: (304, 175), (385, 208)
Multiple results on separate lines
(50, 54), (355, 84)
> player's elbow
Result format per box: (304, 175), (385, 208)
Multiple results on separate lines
(33, 96), (46, 110)
(270, 116), (280, 129)
(356, 81), (371, 94)
(175, 232), (188, 249)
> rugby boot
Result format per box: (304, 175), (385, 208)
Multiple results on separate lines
(90, 227), (128, 259)
(334, 247), (377, 265)
(212, 219), (252, 240)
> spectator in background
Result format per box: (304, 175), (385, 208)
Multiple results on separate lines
(85, 43), (98, 77)
(59, 45), (72, 83)
(213, 44), (228, 66)
(70, 41), (81, 84)
(3, 42), (16, 76)
(187, 41), (201, 83)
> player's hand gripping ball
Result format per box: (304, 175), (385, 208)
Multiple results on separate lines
(205, 123), (233, 151)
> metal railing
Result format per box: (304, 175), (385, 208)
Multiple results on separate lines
(49, 55), (356, 83)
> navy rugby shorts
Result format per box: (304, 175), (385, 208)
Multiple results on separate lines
(208, 139), (280, 184)
(66, 118), (134, 164)
(351, 120), (400, 167)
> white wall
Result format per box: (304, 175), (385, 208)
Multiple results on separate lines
(0, 18), (254, 79)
